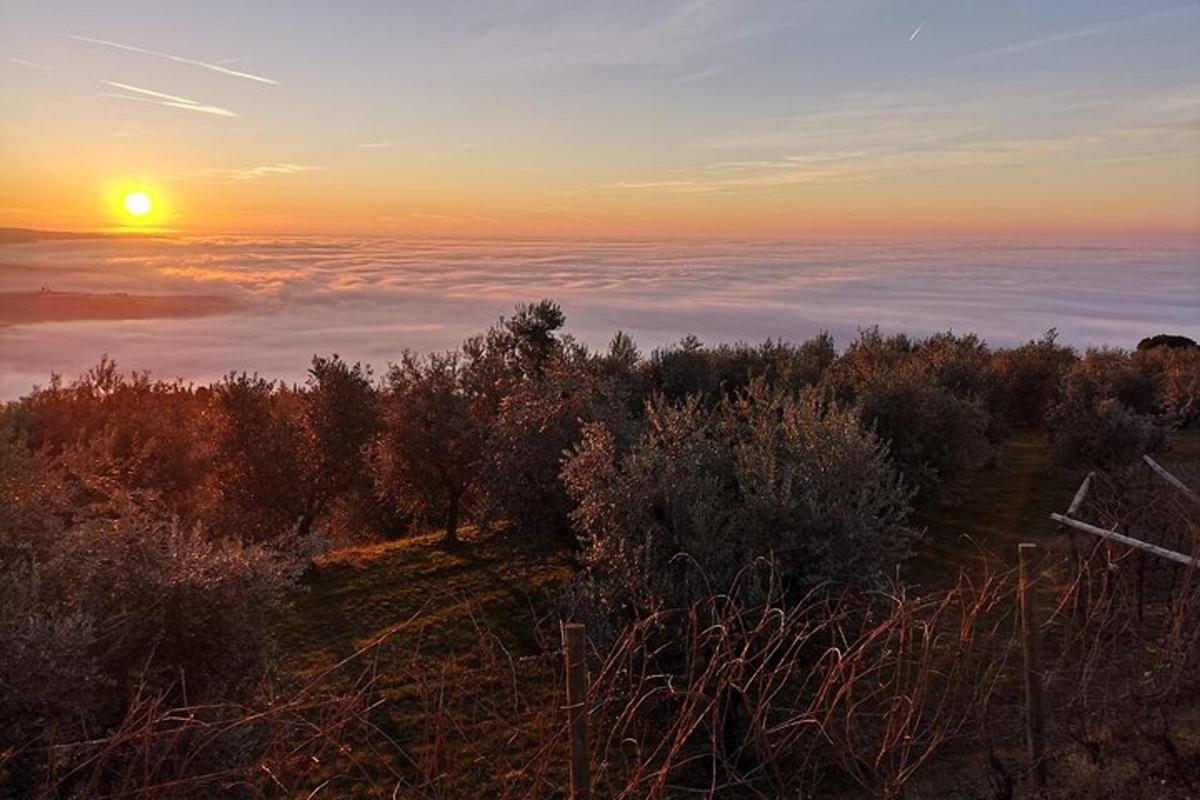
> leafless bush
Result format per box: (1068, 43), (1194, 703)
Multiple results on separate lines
(13, 533), (1195, 799)
(566, 561), (1018, 798)
(1046, 461), (1200, 781)
(3, 627), (407, 799)
(537, 523), (1200, 799)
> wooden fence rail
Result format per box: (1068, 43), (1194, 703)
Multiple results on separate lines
(1050, 513), (1199, 567)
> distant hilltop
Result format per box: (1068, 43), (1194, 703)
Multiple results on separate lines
(0, 227), (156, 244)
(0, 290), (240, 326)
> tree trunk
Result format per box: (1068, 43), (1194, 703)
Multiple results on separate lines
(443, 490), (461, 545)
(296, 493), (323, 539)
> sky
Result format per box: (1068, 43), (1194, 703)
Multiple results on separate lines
(1, 0), (1198, 237)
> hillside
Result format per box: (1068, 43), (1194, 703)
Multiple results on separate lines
(274, 429), (1200, 797)
(275, 528), (576, 796)
(5, 317), (1196, 798)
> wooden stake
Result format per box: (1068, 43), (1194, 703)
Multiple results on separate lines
(1063, 472), (1094, 564)
(562, 622), (590, 800)
(1019, 543), (1047, 790)
(1137, 463), (1153, 619)
(1060, 472), (1094, 622)
(1143, 455), (1200, 508)
(1066, 472), (1095, 517)
(1137, 550), (1147, 621)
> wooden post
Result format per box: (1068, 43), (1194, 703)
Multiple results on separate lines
(1019, 543), (1048, 790)
(562, 622), (590, 800)
(1135, 464), (1151, 620)
(1064, 472), (1094, 565)
(1062, 472), (1094, 622)
(1136, 550), (1147, 621)
(1143, 455), (1200, 508)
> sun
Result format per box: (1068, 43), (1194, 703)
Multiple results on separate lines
(123, 191), (153, 218)
(105, 182), (169, 229)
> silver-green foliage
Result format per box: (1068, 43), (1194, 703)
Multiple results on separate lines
(562, 380), (916, 619)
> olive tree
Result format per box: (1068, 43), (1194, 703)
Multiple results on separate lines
(295, 355), (380, 537)
(207, 356), (378, 542)
(562, 380), (915, 618)
(373, 351), (486, 544)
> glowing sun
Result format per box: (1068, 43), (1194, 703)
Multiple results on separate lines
(104, 181), (169, 229)
(123, 191), (153, 218)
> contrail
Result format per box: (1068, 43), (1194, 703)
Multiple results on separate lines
(10, 57), (53, 70)
(104, 80), (204, 105)
(910, 22), (925, 41)
(101, 80), (238, 117)
(69, 34), (278, 85)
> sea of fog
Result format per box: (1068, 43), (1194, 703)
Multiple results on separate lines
(1, 234), (1196, 399)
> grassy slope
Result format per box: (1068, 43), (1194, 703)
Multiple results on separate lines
(275, 529), (574, 795)
(277, 429), (1200, 795)
(279, 528), (572, 667)
(905, 431), (1084, 586)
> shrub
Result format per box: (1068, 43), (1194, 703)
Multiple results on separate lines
(909, 331), (995, 407)
(204, 372), (306, 541)
(1050, 397), (1165, 468)
(821, 327), (916, 405)
(12, 359), (209, 518)
(1137, 333), (1197, 351)
(76, 508), (284, 701)
(1062, 348), (1160, 415)
(0, 445), (286, 760)
(1049, 349), (1171, 467)
(821, 329), (994, 493)
(990, 329), (1077, 429)
(481, 345), (637, 539)
(562, 381), (914, 619)
(1134, 345), (1200, 427)
(647, 334), (836, 405)
(855, 377), (994, 493)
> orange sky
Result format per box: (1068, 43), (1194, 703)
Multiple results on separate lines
(2, 2), (1198, 238)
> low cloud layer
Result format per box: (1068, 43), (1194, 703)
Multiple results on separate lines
(0, 234), (1195, 398)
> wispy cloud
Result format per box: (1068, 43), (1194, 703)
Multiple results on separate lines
(677, 63), (733, 84)
(101, 80), (237, 117)
(69, 34), (278, 85)
(357, 142), (394, 149)
(462, 1), (871, 73)
(909, 22), (925, 42)
(967, 7), (1193, 61)
(607, 180), (696, 189)
(198, 163), (321, 182)
(608, 79), (1200, 196)
(9, 57), (52, 71)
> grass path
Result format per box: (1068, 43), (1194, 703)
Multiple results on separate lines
(273, 529), (574, 795)
(906, 428), (1200, 587)
(905, 431), (1082, 586)
(278, 528), (573, 676)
